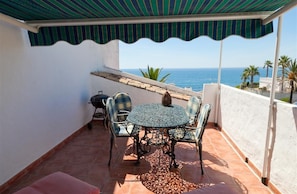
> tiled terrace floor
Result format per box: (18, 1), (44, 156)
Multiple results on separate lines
(3, 121), (272, 194)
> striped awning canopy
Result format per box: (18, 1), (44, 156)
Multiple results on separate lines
(0, 0), (295, 46)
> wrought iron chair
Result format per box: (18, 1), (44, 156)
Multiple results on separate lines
(113, 92), (132, 121)
(185, 96), (202, 126)
(169, 104), (211, 175)
(105, 97), (140, 166)
(103, 92), (132, 129)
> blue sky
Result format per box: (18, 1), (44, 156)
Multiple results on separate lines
(119, 7), (297, 69)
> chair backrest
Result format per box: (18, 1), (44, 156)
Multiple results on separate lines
(185, 96), (202, 125)
(195, 104), (211, 141)
(113, 92), (132, 122)
(113, 92), (132, 112)
(105, 97), (120, 135)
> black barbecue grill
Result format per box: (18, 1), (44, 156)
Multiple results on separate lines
(88, 91), (109, 129)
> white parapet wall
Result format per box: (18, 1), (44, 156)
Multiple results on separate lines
(0, 20), (119, 186)
(203, 83), (297, 194)
(90, 73), (190, 107)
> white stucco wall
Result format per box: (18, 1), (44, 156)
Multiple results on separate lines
(203, 84), (297, 194)
(270, 101), (297, 194)
(0, 21), (119, 185)
(201, 84), (218, 123)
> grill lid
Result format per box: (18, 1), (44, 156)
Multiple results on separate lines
(90, 94), (109, 108)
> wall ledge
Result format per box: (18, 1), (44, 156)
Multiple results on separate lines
(91, 71), (202, 101)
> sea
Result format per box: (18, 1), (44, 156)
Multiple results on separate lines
(121, 67), (271, 92)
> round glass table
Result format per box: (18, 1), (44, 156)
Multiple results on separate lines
(127, 103), (189, 128)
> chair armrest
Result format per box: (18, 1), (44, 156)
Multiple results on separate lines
(184, 126), (196, 131)
(118, 110), (130, 113)
(111, 120), (128, 127)
(118, 110), (130, 115)
(117, 110), (130, 121)
(111, 121), (139, 136)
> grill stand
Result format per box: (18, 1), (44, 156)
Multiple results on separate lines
(88, 91), (109, 130)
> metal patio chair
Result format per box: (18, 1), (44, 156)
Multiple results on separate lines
(169, 104), (211, 175)
(105, 97), (140, 166)
(185, 96), (202, 126)
(113, 92), (132, 122)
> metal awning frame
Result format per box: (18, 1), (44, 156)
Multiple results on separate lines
(1, 11), (272, 34)
(213, 15), (285, 185)
(1, 0), (297, 34)
(261, 15), (282, 186)
(27, 11), (272, 27)
(210, 0), (297, 185)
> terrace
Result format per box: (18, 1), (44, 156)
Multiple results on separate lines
(1, 1), (297, 193)
(2, 121), (272, 194)
(1, 70), (296, 193)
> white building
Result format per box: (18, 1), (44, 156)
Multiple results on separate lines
(259, 77), (291, 92)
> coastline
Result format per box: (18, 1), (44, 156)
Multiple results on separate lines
(122, 67), (270, 92)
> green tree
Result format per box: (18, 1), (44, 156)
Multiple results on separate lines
(263, 60), (273, 77)
(278, 55), (291, 92)
(241, 68), (250, 87)
(287, 59), (297, 103)
(244, 65), (260, 87)
(140, 65), (170, 83)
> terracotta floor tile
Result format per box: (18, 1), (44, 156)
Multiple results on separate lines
(3, 122), (273, 194)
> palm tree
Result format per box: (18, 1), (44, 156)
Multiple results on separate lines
(278, 55), (291, 92)
(247, 65), (260, 87)
(140, 65), (170, 83)
(287, 59), (297, 103)
(263, 60), (272, 77)
(241, 68), (250, 87)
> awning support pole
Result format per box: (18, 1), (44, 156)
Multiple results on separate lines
(28, 12), (272, 27)
(0, 13), (39, 33)
(215, 40), (223, 126)
(262, 0), (297, 25)
(262, 15), (283, 185)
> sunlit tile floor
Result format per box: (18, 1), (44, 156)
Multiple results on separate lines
(3, 121), (272, 194)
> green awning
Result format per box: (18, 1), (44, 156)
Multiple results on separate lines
(0, 0), (294, 46)
(27, 20), (273, 45)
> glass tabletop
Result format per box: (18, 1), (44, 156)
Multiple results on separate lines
(127, 103), (189, 128)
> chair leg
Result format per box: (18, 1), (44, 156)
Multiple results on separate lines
(104, 115), (109, 130)
(198, 142), (204, 175)
(170, 139), (178, 168)
(134, 134), (140, 164)
(108, 135), (114, 166)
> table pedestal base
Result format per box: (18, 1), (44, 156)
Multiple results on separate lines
(140, 149), (200, 194)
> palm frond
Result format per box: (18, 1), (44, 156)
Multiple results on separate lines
(139, 65), (170, 82)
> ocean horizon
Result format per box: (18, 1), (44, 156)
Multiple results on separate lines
(122, 67), (272, 92)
